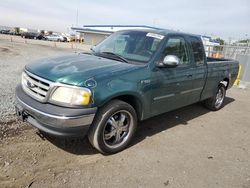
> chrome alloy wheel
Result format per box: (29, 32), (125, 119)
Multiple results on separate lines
(103, 110), (133, 148)
(215, 87), (225, 108)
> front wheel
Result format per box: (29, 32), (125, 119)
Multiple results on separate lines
(203, 83), (226, 111)
(88, 100), (137, 154)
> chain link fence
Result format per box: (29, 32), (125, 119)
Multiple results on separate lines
(204, 45), (250, 59)
(204, 44), (250, 84)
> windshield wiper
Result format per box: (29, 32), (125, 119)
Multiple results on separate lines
(101, 52), (129, 63)
(79, 52), (93, 55)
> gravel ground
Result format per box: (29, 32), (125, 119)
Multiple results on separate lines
(0, 38), (81, 137)
(0, 39), (250, 188)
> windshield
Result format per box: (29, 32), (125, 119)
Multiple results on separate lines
(93, 31), (164, 63)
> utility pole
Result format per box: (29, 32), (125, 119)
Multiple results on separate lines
(76, 8), (79, 27)
(153, 18), (157, 27)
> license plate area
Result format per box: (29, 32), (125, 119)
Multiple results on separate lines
(15, 104), (28, 121)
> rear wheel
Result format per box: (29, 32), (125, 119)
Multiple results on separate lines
(88, 100), (137, 154)
(204, 83), (226, 111)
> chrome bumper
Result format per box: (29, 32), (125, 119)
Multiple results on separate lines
(16, 96), (95, 128)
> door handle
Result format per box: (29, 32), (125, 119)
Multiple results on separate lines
(186, 74), (193, 78)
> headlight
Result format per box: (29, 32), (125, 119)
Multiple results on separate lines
(50, 86), (91, 106)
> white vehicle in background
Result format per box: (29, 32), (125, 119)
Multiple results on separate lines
(46, 34), (65, 42)
(61, 33), (73, 42)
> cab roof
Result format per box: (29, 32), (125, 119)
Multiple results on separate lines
(117, 28), (200, 38)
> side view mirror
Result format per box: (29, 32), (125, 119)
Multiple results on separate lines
(162, 55), (180, 67)
(90, 45), (96, 52)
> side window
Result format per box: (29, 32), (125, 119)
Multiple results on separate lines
(151, 38), (161, 51)
(190, 37), (204, 65)
(162, 37), (189, 65)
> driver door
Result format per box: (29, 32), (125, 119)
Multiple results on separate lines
(150, 35), (195, 116)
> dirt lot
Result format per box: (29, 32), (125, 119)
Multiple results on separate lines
(0, 38), (250, 188)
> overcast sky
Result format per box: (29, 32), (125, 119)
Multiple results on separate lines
(0, 0), (249, 40)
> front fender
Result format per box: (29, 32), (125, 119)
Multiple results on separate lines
(94, 78), (144, 106)
(92, 78), (151, 120)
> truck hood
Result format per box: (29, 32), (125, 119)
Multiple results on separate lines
(25, 53), (135, 86)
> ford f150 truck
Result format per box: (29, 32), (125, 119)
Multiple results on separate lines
(15, 29), (239, 154)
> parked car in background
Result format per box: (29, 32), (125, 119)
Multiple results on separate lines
(46, 34), (65, 42)
(36, 33), (47, 40)
(75, 33), (84, 43)
(8, 30), (16, 35)
(62, 36), (68, 42)
(10, 27), (22, 36)
(61, 33), (72, 42)
(0, 29), (11, 34)
(69, 34), (76, 42)
(21, 32), (38, 39)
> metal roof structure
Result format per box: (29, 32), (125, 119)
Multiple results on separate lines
(71, 25), (162, 34)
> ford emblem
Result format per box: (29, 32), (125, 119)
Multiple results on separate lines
(27, 80), (35, 88)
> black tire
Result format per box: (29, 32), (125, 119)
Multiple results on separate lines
(203, 83), (226, 111)
(88, 100), (137, 154)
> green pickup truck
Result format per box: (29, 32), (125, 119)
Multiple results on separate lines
(15, 29), (239, 154)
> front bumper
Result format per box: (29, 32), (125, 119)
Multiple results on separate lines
(15, 84), (97, 137)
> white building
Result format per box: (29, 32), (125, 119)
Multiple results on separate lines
(71, 25), (160, 45)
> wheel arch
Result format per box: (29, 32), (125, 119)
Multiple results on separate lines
(220, 77), (229, 89)
(99, 93), (144, 121)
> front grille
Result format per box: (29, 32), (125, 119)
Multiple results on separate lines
(22, 71), (51, 102)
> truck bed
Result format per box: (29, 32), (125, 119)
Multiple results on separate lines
(207, 58), (239, 74)
(207, 57), (232, 62)
(200, 58), (239, 101)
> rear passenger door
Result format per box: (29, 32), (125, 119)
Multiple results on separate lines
(187, 36), (207, 103)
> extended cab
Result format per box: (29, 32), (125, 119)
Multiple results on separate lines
(15, 29), (239, 154)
